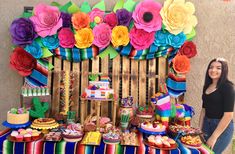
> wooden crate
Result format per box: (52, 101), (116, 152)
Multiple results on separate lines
(48, 56), (167, 123)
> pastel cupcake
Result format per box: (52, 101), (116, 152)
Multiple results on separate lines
(32, 133), (40, 140)
(24, 134), (31, 142)
(10, 131), (19, 140)
(18, 129), (25, 133)
(20, 130), (27, 135)
(15, 135), (24, 142)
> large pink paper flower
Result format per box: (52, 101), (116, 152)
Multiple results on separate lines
(88, 8), (105, 24)
(93, 23), (111, 49)
(132, 0), (162, 33)
(58, 28), (75, 48)
(30, 3), (62, 37)
(129, 26), (155, 50)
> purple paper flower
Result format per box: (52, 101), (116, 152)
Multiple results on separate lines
(116, 9), (132, 27)
(61, 12), (72, 27)
(10, 18), (37, 46)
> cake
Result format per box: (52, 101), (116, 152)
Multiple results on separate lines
(84, 76), (114, 99)
(31, 118), (59, 129)
(103, 128), (120, 144)
(141, 121), (166, 133)
(62, 129), (83, 142)
(136, 105), (154, 118)
(7, 107), (29, 124)
(146, 135), (177, 148)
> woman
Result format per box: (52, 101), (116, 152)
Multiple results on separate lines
(199, 58), (235, 153)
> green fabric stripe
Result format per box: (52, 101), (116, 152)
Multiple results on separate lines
(55, 141), (66, 154)
(3, 140), (13, 154)
(116, 144), (123, 154)
(65, 48), (72, 61)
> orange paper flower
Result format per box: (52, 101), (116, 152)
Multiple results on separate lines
(72, 12), (90, 30)
(172, 54), (190, 74)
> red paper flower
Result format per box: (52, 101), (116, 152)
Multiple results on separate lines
(172, 54), (190, 74)
(58, 28), (75, 48)
(179, 41), (197, 58)
(10, 47), (37, 76)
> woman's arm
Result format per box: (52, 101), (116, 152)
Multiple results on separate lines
(199, 108), (205, 130)
(206, 112), (233, 149)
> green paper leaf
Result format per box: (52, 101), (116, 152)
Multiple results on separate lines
(92, 0), (105, 11)
(48, 62), (54, 70)
(80, 1), (91, 13)
(42, 47), (53, 58)
(113, 0), (124, 12)
(90, 22), (97, 29)
(98, 45), (119, 59)
(68, 2), (80, 14)
(123, 0), (138, 12)
(59, 1), (72, 13)
(22, 12), (32, 18)
(186, 28), (196, 41)
(51, 2), (61, 7)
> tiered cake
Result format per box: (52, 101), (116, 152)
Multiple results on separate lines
(85, 76), (114, 99)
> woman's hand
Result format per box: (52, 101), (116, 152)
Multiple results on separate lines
(206, 135), (217, 149)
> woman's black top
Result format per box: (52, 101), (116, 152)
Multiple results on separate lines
(202, 82), (235, 119)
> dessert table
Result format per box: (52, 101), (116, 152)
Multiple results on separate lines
(0, 129), (214, 154)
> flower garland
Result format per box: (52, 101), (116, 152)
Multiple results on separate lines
(9, 0), (198, 97)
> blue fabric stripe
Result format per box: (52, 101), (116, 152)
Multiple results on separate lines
(167, 78), (186, 91)
(87, 47), (93, 59)
(0, 130), (11, 153)
(25, 76), (45, 87)
(59, 47), (67, 60)
(65, 142), (76, 154)
(120, 43), (132, 56)
(29, 69), (48, 85)
(44, 142), (55, 154)
(86, 145), (94, 154)
(95, 141), (105, 154)
(14, 142), (24, 154)
(72, 47), (81, 62)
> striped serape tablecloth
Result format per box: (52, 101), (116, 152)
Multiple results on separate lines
(0, 129), (214, 154)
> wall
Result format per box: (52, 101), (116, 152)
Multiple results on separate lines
(0, 0), (234, 153)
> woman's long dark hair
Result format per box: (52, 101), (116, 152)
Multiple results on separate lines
(203, 58), (233, 92)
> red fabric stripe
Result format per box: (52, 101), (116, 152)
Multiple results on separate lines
(106, 144), (115, 154)
(76, 143), (85, 154)
(35, 63), (48, 76)
(0, 128), (11, 136)
(168, 73), (186, 82)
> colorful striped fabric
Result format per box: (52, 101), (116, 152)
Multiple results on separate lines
(0, 129), (214, 154)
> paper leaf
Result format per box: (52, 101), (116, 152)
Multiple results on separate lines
(99, 45), (119, 59)
(123, 0), (138, 12)
(48, 62), (54, 70)
(186, 28), (196, 41)
(59, 1), (72, 13)
(80, 1), (91, 13)
(92, 0), (105, 11)
(50, 2), (61, 7)
(68, 2), (80, 14)
(22, 12), (33, 18)
(113, 0), (124, 12)
(42, 47), (53, 58)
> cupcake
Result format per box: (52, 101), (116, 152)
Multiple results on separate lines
(15, 135), (24, 142)
(20, 130), (27, 135)
(24, 134), (32, 142)
(26, 128), (33, 133)
(32, 132), (40, 140)
(18, 129), (25, 133)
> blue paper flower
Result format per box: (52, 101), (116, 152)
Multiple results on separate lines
(167, 32), (186, 48)
(24, 41), (43, 59)
(42, 35), (59, 50)
(153, 30), (169, 47)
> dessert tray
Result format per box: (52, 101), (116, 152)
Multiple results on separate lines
(8, 133), (43, 142)
(81, 131), (102, 146)
(180, 135), (202, 148)
(120, 132), (139, 146)
(143, 139), (178, 150)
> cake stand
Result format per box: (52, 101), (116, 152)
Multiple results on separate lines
(2, 121), (32, 129)
(31, 123), (59, 134)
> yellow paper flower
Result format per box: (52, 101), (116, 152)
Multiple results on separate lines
(74, 28), (94, 49)
(160, 0), (198, 35)
(111, 26), (129, 47)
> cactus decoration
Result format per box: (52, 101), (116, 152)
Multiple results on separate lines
(29, 97), (49, 118)
(89, 74), (99, 81)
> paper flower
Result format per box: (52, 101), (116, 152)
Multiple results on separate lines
(104, 12), (118, 29)
(89, 8), (105, 24)
(75, 28), (94, 48)
(10, 18), (37, 46)
(160, 0), (198, 35)
(10, 47), (37, 76)
(132, 0), (162, 33)
(116, 9), (132, 27)
(111, 26), (129, 47)
(179, 41), (197, 58)
(58, 28), (75, 48)
(168, 32), (186, 48)
(129, 26), (155, 50)
(42, 35), (59, 50)
(30, 3), (62, 37)
(93, 23), (111, 49)
(72, 12), (90, 30)
(24, 41), (43, 59)
(61, 12), (72, 27)
(154, 30), (170, 47)
(172, 54), (190, 74)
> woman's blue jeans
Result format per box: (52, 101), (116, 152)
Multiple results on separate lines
(202, 116), (234, 154)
